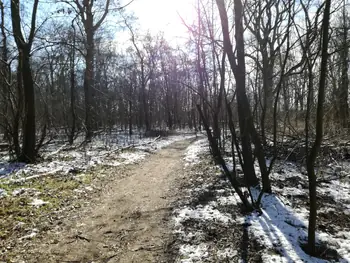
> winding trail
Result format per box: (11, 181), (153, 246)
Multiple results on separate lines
(23, 139), (193, 263)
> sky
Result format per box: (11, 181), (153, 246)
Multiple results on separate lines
(118, 0), (197, 45)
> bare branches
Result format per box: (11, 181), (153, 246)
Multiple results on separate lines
(93, 0), (111, 31)
(28, 0), (40, 47)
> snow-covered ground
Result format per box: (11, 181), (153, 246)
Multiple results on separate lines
(253, 163), (350, 263)
(183, 138), (208, 166)
(173, 137), (350, 262)
(0, 133), (196, 196)
(172, 166), (243, 262)
(174, 138), (242, 262)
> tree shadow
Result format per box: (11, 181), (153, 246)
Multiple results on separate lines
(240, 221), (249, 262)
(0, 162), (26, 179)
(245, 189), (345, 262)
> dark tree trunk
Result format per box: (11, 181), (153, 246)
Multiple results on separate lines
(19, 51), (36, 162)
(84, 27), (94, 141)
(261, 63), (274, 145)
(73, 0), (110, 141)
(0, 0), (8, 132)
(69, 55), (76, 145)
(339, 4), (349, 128)
(129, 99), (133, 136)
(140, 59), (150, 131)
(306, 0), (331, 254)
(10, 0), (39, 163)
(13, 60), (23, 158)
(68, 22), (76, 145)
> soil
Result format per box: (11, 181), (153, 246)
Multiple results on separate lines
(9, 139), (194, 263)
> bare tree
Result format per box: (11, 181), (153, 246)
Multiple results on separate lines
(244, 0), (290, 144)
(10, 0), (40, 162)
(64, 0), (111, 141)
(125, 22), (151, 131)
(335, 2), (349, 128)
(216, 0), (271, 192)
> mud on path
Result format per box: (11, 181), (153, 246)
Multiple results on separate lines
(19, 139), (194, 263)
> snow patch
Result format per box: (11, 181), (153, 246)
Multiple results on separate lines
(247, 187), (350, 262)
(217, 247), (238, 260)
(183, 138), (208, 165)
(0, 134), (196, 184)
(20, 229), (38, 240)
(216, 195), (239, 206)
(179, 243), (209, 262)
(119, 152), (147, 164)
(0, 188), (6, 197)
(174, 204), (233, 228)
(29, 198), (49, 207)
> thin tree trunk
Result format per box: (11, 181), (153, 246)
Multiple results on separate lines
(339, 2), (349, 128)
(306, 0), (331, 254)
(197, 104), (253, 210)
(84, 30), (94, 141)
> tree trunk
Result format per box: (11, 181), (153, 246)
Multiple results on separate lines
(197, 104), (253, 211)
(129, 99), (133, 135)
(10, 0), (38, 163)
(13, 60), (23, 158)
(306, 0), (331, 255)
(0, 0), (9, 139)
(84, 29), (94, 141)
(339, 3), (349, 128)
(19, 49), (36, 162)
(216, 0), (259, 187)
(69, 56), (76, 145)
(261, 62), (274, 144)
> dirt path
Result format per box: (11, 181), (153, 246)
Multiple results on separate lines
(23, 139), (193, 263)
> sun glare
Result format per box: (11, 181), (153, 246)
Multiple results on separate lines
(129, 0), (196, 41)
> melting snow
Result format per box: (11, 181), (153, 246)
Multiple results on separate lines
(174, 204), (233, 228)
(20, 229), (38, 240)
(176, 144), (350, 262)
(183, 138), (208, 165)
(179, 243), (209, 262)
(0, 188), (6, 197)
(119, 152), (147, 164)
(217, 247), (238, 260)
(0, 134), (196, 184)
(29, 198), (49, 207)
(248, 187), (350, 263)
(216, 195), (239, 206)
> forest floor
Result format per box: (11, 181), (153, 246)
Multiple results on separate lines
(1, 133), (350, 262)
(3, 139), (195, 263)
(0, 133), (197, 262)
(172, 138), (350, 263)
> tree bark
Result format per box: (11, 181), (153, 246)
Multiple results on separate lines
(10, 0), (39, 163)
(69, 50), (76, 144)
(338, 3), (349, 128)
(84, 29), (94, 141)
(306, 0), (331, 255)
(19, 51), (36, 162)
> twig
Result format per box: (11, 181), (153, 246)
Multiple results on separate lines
(74, 234), (90, 242)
